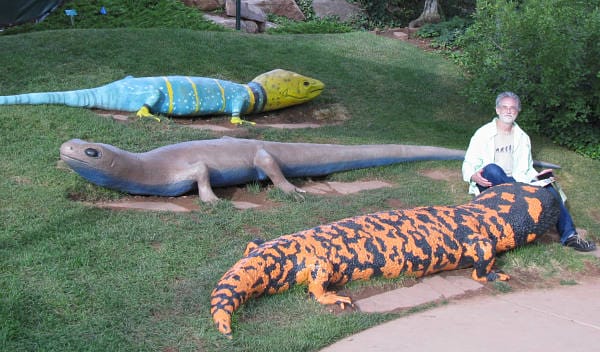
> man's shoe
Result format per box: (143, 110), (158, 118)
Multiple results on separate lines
(564, 234), (597, 252)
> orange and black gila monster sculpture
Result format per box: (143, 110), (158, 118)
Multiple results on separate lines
(210, 183), (560, 337)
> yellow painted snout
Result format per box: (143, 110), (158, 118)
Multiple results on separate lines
(251, 69), (324, 112)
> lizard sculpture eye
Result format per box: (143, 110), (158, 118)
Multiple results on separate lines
(85, 148), (101, 158)
(303, 81), (310, 86)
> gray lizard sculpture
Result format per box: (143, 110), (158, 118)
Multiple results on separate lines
(59, 137), (560, 202)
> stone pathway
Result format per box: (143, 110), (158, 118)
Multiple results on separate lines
(322, 276), (600, 352)
(90, 180), (393, 212)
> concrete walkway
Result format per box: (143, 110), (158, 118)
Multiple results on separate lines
(321, 276), (600, 352)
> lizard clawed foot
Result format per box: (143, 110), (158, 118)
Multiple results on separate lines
(487, 271), (510, 281)
(472, 269), (511, 282)
(315, 291), (353, 308)
(230, 116), (256, 125)
(135, 106), (161, 122)
(275, 183), (306, 201)
(290, 191), (306, 202)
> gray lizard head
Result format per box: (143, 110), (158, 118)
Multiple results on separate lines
(59, 139), (131, 187)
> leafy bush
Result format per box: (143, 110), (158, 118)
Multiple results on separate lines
(267, 15), (353, 34)
(415, 16), (472, 49)
(1, 0), (223, 34)
(353, 0), (422, 28)
(443, 0), (477, 18)
(295, 0), (317, 20)
(352, 0), (475, 29)
(459, 0), (600, 159)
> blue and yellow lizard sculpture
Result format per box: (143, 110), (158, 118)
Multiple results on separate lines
(0, 69), (324, 124)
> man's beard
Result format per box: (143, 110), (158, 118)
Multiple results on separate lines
(499, 114), (516, 124)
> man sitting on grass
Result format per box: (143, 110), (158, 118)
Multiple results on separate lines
(462, 91), (596, 252)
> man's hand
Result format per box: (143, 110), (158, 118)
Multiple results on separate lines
(471, 169), (492, 187)
(536, 169), (553, 179)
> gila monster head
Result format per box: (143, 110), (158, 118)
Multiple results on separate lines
(471, 182), (560, 247)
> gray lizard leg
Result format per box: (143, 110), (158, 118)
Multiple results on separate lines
(189, 161), (219, 203)
(253, 149), (305, 194)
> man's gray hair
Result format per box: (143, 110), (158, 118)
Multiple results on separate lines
(495, 91), (521, 111)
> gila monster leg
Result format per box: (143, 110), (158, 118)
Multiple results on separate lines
(243, 238), (265, 256)
(462, 235), (510, 282)
(306, 258), (353, 309)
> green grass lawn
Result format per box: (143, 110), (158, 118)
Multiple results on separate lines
(1, 28), (599, 351)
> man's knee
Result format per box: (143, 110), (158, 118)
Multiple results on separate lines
(482, 163), (504, 177)
(482, 164), (514, 185)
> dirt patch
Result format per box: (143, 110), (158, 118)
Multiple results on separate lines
(385, 198), (409, 209)
(589, 209), (600, 223)
(373, 27), (435, 51)
(94, 103), (350, 131)
(419, 168), (461, 182)
(86, 179), (394, 211)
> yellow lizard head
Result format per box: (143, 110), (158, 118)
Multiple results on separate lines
(251, 69), (324, 112)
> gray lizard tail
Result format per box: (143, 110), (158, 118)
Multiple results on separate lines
(532, 160), (561, 169)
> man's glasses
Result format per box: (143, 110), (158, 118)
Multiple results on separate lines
(498, 105), (519, 113)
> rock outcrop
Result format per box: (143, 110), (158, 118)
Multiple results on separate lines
(312, 0), (364, 22)
(188, 0), (365, 33)
(182, 0), (225, 11)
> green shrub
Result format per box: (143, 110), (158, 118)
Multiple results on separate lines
(267, 15), (353, 34)
(352, 0), (475, 29)
(459, 0), (600, 159)
(1, 0), (223, 34)
(415, 16), (472, 49)
(295, 0), (317, 20)
(353, 0), (421, 28)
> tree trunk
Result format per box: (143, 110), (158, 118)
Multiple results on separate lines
(409, 0), (441, 29)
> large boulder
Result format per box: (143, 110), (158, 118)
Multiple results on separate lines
(203, 13), (263, 33)
(240, 0), (305, 21)
(181, 0), (225, 11)
(312, 0), (364, 22)
(225, 0), (267, 23)
(200, 0), (369, 33)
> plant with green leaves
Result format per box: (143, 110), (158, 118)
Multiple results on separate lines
(267, 15), (353, 34)
(415, 16), (472, 49)
(1, 0), (224, 34)
(459, 0), (600, 159)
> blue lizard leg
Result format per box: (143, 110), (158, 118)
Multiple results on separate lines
(229, 96), (256, 125)
(135, 89), (164, 121)
(230, 115), (256, 125)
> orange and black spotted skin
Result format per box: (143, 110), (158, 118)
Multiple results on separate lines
(210, 183), (559, 337)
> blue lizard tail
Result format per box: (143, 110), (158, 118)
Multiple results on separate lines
(0, 88), (115, 108)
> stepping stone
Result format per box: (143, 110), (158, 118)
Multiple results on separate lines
(231, 201), (262, 209)
(355, 275), (484, 313)
(327, 180), (391, 194)
(96, 201), (192, 212)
